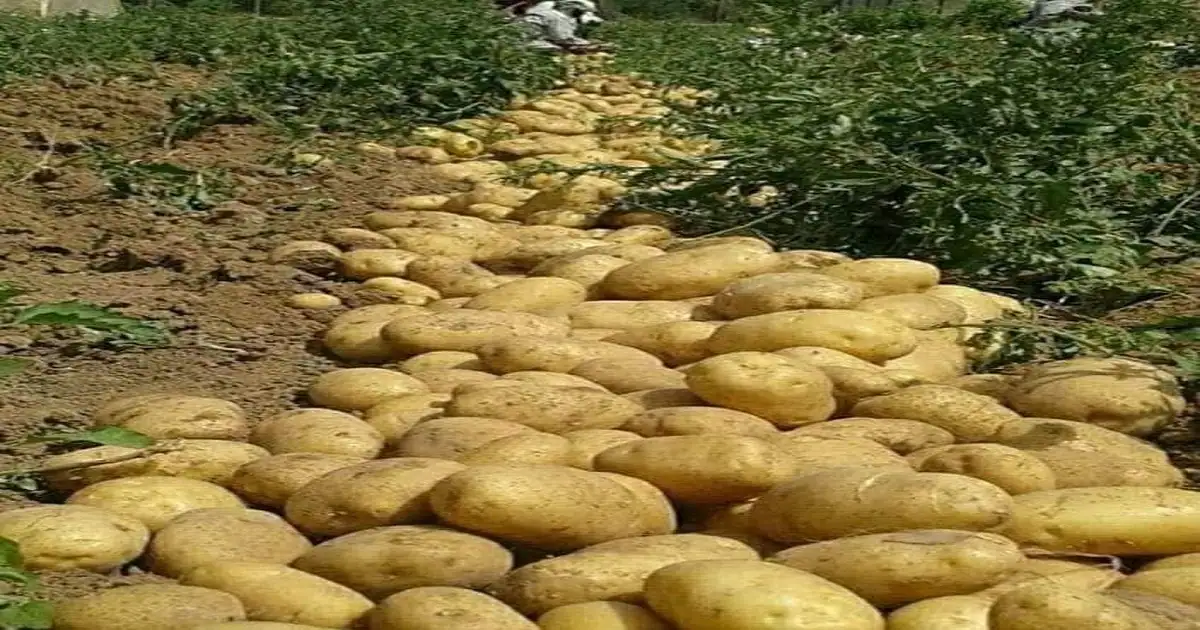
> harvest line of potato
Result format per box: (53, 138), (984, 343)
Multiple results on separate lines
(9, 54), (1198, 630)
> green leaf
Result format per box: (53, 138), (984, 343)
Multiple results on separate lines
(0, 283), (23, 307)
(0, 600), (54, 630)
(28, 427), (154, 449)
(0, 359), (31, 381)
(0, 539), (24, 570)
(10, 301), (169, 347)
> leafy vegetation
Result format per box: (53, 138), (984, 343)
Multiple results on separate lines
(0, 538), (51, 630)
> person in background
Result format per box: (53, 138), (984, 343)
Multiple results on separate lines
(503, 0), (610, 53)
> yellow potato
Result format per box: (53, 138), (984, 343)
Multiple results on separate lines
(774, 249), (852, 270)
(476, 336), (661, 374)
(886, 595), (993, 630)
(663, 237), (772, 254)
(602, 321), (720, 367)
(707, 309), (918, 362)
(622, 387), (706, 409)
(289, 293), (343, 310)
(284, 458), (467, 537)
(602, 225), (672, 246)
(400, 351), (482, 372)
(323, 227), (397, 251)
(1110, 567), (1200, 609)
(292, 525), (513, 600)
(364, 210), (497, 233)
(530, 254), (631, 297)
(339, 249), (421, 280)
(643, 560), (884, 630)
(41, 439), (269, 492)
(751, 467), (1014, 542)
(820, 366), (905, 412)
(381, 309), (569, 355)
(360, 277), (441, 305)
(384, 194), (451, 211)
(570, 358), (687, 393)
(987, 582), (1162, 630)
(403, 256), (509, 298)
(93, 394), (248, 440)
(821, 258), (941, 297)
(182, 561), (373, 628)
(562, 429), (644, 470)
(698, 502), (786, 556)
(569, 300), (700, 331)
(66, 476), (244, 532)
(907, 444), (1057, 495)
(53, 584), (247, 630)
(146, 508), (311, 578)
(430, 160), (509, 183)
(390, 416), (538, 459)
(851, 385), (1023, 442)
(882, 330), (970, 383)
(764, 435), (911, 475)
(251, 408), (384, 458)
(771, 530), (1023, 607)
(538, 602), (670, 630)
(600, 243), (783, 300)
(619, 406), (777, 438)
(711, 271), (866, 318)
(684, 352), (836, 428)
(787, 417), (953, 454)
(445, 384), (643, 433)
(369, 587), (536, 630)
(308, 368), (428, 412)
(268, 240), (341, 274)
(429, 465), (675, 551)
(0, 504), (149, 572)
(406, 368), (497, 393)
(323, 304), (427, 363)
(228, 452), (366, 509)
(1103, 589), (1200, 629)
(1142, 553), (1200, 571)
(854, 293), (967, 329)
(460, 432), (574, 466)
(463, 277), (588, 314)
(192, 624), (327, 630)
(948, 373), (1018, 400)
(975, 557), (1121, 599)
(499, 371), (610, 390)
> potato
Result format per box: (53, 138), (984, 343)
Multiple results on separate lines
(182, 561), (373, 628)
(765, 435), (912, 474)
(381, 195), (453, 211)
(292, 525), (512, 600)
(851, 385), (1022, 442)
(698, 502), (785, 556)
(269, 240), (341, 274)
(284, 458), (466, 537)
(854, 293), (967, 330)
(463, 277), (587, 315)
(787, 417), (953, 454)
(981, 558), (1122, 599)
(907, 444), (1057, 495)
(1103, 589), (1200, 630)
(406, 368), (497, 393)
(883, 330), (970, 383)
(489, 534), (758, 616)
(771, 530), (1023, 607)
(323, 304), (427, 363)
(619, 407), (776, 439)
(773, 345), (883, 371)
(442, 183), (539, 212)
(430, 160), (509, 183)
(708, 311), (919, 366)
(600, 244), (782, 300)
(499, 371), (609, 390)
(1006, 357), (1186, 437)
(949, 373), (1018, 400)
(530, 254), (630, 297)
(373, 228), (477, 260)
(992, 418), (1184, 488)
(192, 625), (328, 630)
(539, 602), (670, 630)
(53, 584), (247, 630)
(820, 366), (905, 412)
(886, 595), (993, 630)
(251, 409), (384, 459)
(644, 559), (884, 630)
(562, 429), (643, 470)
(369, 587), (536, 630)
(403, 256), (507, 298)
(323, 227), (395, 251)
(289, 293), (342, 310)
(93, 394), (249, 440)
(1109, 567), (1200, 608)
(476, 336), (660, 374)
(1143, 553), (1200, 571)
(365, 210), (496, 233)
(0, 505), (148, 572)
(1001, 487), (1200, 555)
(594, 435), (796, 504)
(663, 237), (773, 254)
(602, 321), (720, 367)
(570, 358), (687, 393)
(389, 416), (537, 459)
(623, 387), (706, 409)
(308, 368), (429, 412)
(460, 432), (573, 466)
(359, 277), (441, 305)
(446, 384), (643, 433)
(603, 225), (672, 246)
(711, 272), (866, 319)
(821, 258), (940, 297)
(921, 284), (1005, 323)
(339, 249), (421, 280)
(362, 394), (452, 445)
(229, 453), (366, 509)
(400, 351), (482, 372)
(66, 476), (244, 532)
(569, 300), (698, 330)
(147, 508), (311, 578)
(41, 439), (269, 493)
(381, 310), (569, 355)
(429, 465), (674, 551)
(684, 352), (836, 428)
(774, 249), (852, 269)
(987, 582), (1162, 630)
(751, 467), (1014, 542)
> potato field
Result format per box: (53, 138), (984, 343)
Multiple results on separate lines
(0, 0), (1197, 629)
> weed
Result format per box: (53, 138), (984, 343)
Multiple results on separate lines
(0, 538), (51, 630)
(86, 148), (230, 211)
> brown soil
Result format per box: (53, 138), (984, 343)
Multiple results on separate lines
(0, 67), (458, 600)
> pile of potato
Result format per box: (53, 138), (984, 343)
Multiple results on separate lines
(10, 55), (1199, 630)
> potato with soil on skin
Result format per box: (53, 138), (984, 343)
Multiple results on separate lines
(764, 434), (912, 475)
(368, 587), (537, 630)
(886, 595), (994, 630)
(820, 365), (906, 413)
(1005, 357), (1186, 437)
(182, 561), (374, 629)
(445, 383), (643, 433)
(475, 336), (661, 374)
(1001, 487), (1200, 555)
(463, 277), (588, 315)
(949, 373), (1019, 400)
(400, 351), (482, 372)
(774, 249), (852, 270)
(787, 417), (953, 455)
(339, 249), (422, 280)
(770, 530), (1024, 607)
(987, 581), (1163, 630)
(291, 525), (513, 601)
(977, 558), (1123, 599)
(1143, 553), (1200, 571)
(710, 271), (867, 318)
(488, 534), (759, 616)
(851, 384), (1023, 442)
(498, 371), (609, 390)
(381, 309), (569, 356)
(323, 304), (427, 363)
(882, 329), (970, 383)
(603, 225), (673, 246)
(459, 432), (573, 466)
(228, 452), (367, 510)
(323, 227), (396, 251)
(192, 625), (328, 630)
(307, 368), (429, 412)
(706, 309), (918, 363)
(483, 238), (608, 273)
(853, 293), (968, 330)
(644, 559), (884, 630)
(699, 502), (785, 556)
(93, 394), (249, 441)
(1111, 567), (1200, 608)
(569, 358), (687, 394)
(751, 467), (1014, 543)
(684, 352), (836, 428)
(562, 429), (644, 470)
(284, 458), (467, 537)
(251, 408), (385, 459)
(602, 321), (721, 367)
(365, 210), (497, 233)
(146, 507), (312, 578)
(359, 277), (441, 305)
(906, 443), (1057, 495)
(289, 293), (342, 310)
(992, 417), (1184, 488)
(820, 257), (941, 297)
(1105, 589), (1200, 630)
(373, 228), (479, 260)
(41, 439), (269, 493)
(568, 300), (698, 330)
(429, 465), (674, 551)
(530, 253), (631, 297)
(0, 504), (148, 572)
(52, 584), (247, 630)
(622, 387), (706, 409)
(599, 243), (783, 300)
(402, 256), (509, 298)
(66, 476), (244, 532)
(389, 416), (539, 459)
(619, 406), (777, 439)
(405, 368), (497, 393)
(269, 240), (342, 274)
(539, 601), (671, 630)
